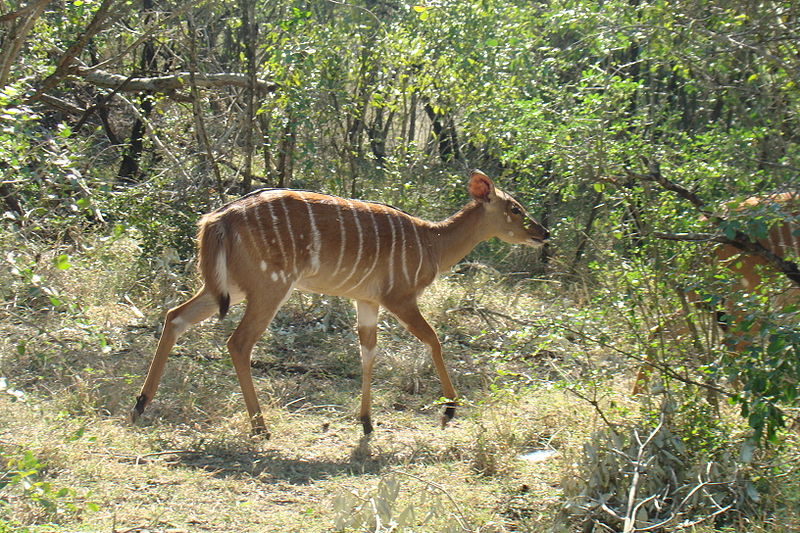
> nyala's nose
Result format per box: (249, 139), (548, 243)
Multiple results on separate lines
(529, 224), (549, 242)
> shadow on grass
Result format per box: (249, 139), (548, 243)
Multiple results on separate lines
(163, 436), (384, 484)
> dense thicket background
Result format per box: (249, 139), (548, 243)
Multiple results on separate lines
(2, 1), (799, 531)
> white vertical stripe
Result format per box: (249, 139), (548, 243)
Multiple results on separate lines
(250, 198), (270, 252)
(279, 197), (298, 273)
(238, 204), (263, 265)
(332, 200), (364, 290)
(350, 205), (382, 291)
(410, 219), (424, 286)
(384, 205), (397, 291)
(302, 193), (322, 275)
(397, 215), (410, 285)
(264, 194), (287, 261)
(332, 201), (347, 277)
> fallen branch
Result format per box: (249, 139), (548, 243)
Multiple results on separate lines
(623, 417), (665, 533)
(72, 66), (278, 94)
(37, 93), (86, 115)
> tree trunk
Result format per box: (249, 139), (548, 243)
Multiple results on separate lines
(118, 0), (156, 182)
(276, 117), (295, 189)
(0, 181), (23, 220)
(188, 17), (224, 200)
(408, 92), (418, 147)
(572, 190), (604, 270)
(239, 0), (257, 192)
(0, 0), (50, 87)
(424, 102), (460, 163)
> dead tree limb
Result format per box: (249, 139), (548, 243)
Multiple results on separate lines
(71, 66), (278, 94)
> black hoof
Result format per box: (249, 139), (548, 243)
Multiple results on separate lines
(130, 394), (147, 423)
(251, 426), (271, 440)
(360, 416), (374, 435)
(441, 402), (456, 428)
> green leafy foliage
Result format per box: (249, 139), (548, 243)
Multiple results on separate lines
(0, 448), (98, 524)
(1, 0), (799, 528)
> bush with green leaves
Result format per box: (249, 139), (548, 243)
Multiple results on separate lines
(0, 447), (98, 526)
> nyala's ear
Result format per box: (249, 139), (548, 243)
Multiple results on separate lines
(467, 170), (495, 203)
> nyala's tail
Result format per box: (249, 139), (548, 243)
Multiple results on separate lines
(197, 215), (231, 319)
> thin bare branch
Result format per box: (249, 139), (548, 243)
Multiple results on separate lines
(651, 231), (718, 242)
(187, 17), (224, 201)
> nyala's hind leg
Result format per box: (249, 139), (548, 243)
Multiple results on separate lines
(131, 287), (218, 422)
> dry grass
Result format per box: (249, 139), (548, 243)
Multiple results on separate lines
(5, 233), (796, 532)
(0, 366), (587, 532)
(1, 234), (606, 532)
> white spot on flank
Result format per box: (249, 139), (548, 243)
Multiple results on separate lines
(260, 260), (267, 271)
(506, 215), (512, 223)
(508, 230), (515, 237)
(271, 271), (279, 282)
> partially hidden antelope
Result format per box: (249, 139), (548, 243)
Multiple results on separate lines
(633, 192), (800, 394)
(130, 170), (549, 436)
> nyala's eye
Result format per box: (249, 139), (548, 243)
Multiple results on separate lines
(510, 206), (522, 215)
